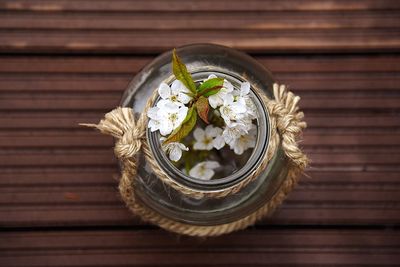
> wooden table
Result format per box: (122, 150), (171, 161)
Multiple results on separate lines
(0, 1), (399, 266)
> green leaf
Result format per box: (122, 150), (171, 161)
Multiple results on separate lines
(164, 107), (197, 144)
(172, 49), (196, 94)
(196, 96), (210, 124)
(201, 85), (223, 97)
(197, 78), (223, 93)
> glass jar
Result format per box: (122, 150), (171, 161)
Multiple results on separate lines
(120, 44), (289, 227)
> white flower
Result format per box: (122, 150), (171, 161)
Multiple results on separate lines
(156, 100), (188, 136)
(219, 93), (247, 126)
(237, 81), (257, 119)
(212, 133), (226, 150)
(189, 161), (220, 180)
(147, 106), (161, 132)
(226, 124), (257, 155)
(161, 139), (189, 162)
(205, 74), (217, 80)
(207, 75), (234, 109)
(193, 125), (224, 150)
(244, 98), (257, 120)
(240, 81), (251, 96)
(158, 80), (192, 106)
(222, 121), (249, 144)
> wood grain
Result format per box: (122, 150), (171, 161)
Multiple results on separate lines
(2, 0), (400, 12)
(0, 1), (399, 266)
(0, 230), (399, 266)
(0, 53), (398, 228)
(0, 1), (399, 53)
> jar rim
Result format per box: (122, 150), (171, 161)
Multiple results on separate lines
(147, 68), (271, 191)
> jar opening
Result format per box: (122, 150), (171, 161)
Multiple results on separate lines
(147, 69), (270, 191)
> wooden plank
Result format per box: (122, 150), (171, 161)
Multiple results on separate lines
(301, 170), (400, 184)
(305, 114), (400, 128)
(0, 130), (399, 148)
(306, 149), (400, 165)
(1, 204), (399, 227)
(1, 229), (399, 249)
(1, 28), (399, 53)
(1, 55), (400, 74)
(1, 0), (399, 12)
(0, 112), (105, 130)
(0, 149), (117, 167)
(0, 75), (129, 92)
(0, 230), (398, 266)
(1, 11), (399, 31)
(0, 248), (396, 266)
(1, 72), (399, 92)
(0, 111), (399, 129)
(0, 167), (118, 186)
(0, 148), (398, 167)
(0, 168), (398, 187)
(0, 92), (122, 111)
(0, 92), (398, 110)
(0, 205), (134, 227)
(288, 186), (400, 203)
(1, 183), (398, 206)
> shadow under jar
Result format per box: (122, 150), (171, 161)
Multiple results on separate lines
(120, 44), (289, 226)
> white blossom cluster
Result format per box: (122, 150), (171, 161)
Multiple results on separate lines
(147, 80), (192, 136)
(147, 75), (258, 180)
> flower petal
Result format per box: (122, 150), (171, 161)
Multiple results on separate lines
(188, 161), (219, 180)
(204, 142), (213, 150)
(177, 143), (189, 151)
(223, 93), (234, 105)
(177, 92), (192, 104)
(148, 119), (160, 132)
(147, 106), (159, 120)
(212, 135), (225, 150)
(231, 101), (247, 114)
(223, 80), (234, 92)
(159, 121), (173, 136)
(240, 82), (250, 96)
(200, 169), (215, 180)
(206, 74), (218, 80)
(245, 97), (258, 119)
(193, 127), (205, 141)
(208, 94), (221, 109)
(157, 99), (179, 112)
(204, 125), (219, 137)
(204, 161), (220, 169)
(193, 141), (207, 150)
(189, 164), (202, 179)
(171, 80), (186, 94)
(169, 145), (183, 162)
(176, 106), (189, 125)
(158, 82), (171, 100)
(233, 144), (245, 155)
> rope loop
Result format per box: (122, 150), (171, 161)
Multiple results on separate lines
(266, 84), (308, 170)
(114, 126), (144, 159)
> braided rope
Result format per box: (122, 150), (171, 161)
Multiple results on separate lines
(81, 83), (308, 236)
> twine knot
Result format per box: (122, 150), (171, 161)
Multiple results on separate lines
(114, 128), (144, 159)
(80, 107), (146, 159)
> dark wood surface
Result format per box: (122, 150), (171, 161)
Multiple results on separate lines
(0, 1), (399, 266)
